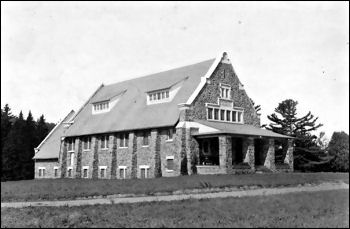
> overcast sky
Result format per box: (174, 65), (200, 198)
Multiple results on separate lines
(1, 1), (349, 139)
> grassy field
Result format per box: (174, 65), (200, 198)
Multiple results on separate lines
(1, 172), (348, 202)
(1, 189), (348, 228)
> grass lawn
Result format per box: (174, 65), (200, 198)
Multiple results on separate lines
(1, 172), (348, 202)
(1, 189), (349, 228)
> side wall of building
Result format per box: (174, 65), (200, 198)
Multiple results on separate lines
(34, 159), (60, 179)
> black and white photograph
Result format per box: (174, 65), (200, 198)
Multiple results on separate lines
(1, 1), (349, 228)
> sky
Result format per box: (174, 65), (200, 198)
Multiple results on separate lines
(1, 1), (349, 140)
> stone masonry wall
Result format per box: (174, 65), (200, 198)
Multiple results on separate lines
(188, 62), (260, 127)
(34, 160), (60, 179)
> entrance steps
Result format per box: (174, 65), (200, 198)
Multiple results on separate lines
(255, 165), (273, 173)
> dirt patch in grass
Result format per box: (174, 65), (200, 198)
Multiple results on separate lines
(1, 189), (348, 228)
(1, 172), (348, 202)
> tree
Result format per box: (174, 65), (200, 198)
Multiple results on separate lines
(250, 98), (261, 114)
(36, 115), (49, 145)
(1, 104), (15, 181)
(22, 111), (36, 179)
(266, 99), (330, 171)
(2, 111), (26, 180)
(327, 131), (349, 172)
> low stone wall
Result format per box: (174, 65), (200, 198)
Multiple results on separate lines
(196, 165), (226, 175)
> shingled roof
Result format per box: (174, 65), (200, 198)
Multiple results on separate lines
(33, 110), (75, 159)
(64, 59), (216, 137)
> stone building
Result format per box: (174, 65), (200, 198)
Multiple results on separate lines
(33, 52), (294, 179)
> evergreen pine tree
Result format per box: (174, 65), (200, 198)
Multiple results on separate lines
(266, 99), (330, 171)
(1, 104), (15, 181)
(23, 111), (36, 179)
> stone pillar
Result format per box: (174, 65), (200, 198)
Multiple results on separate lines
(243, 137), (255, 170)
(59, 138), (67, 178)
(131, 132), (138, 179)
(75, 138), (82, 178)
(91, 136), (99, 179)
(284, 139), (294, 171)
(219, 135), (232, 173)
(178, 103), (193, 122)
(110, 135), (117, 179)
(153, 129), (162, 178)
(263, 139), (276, 171)
(187, 127), (199, 175)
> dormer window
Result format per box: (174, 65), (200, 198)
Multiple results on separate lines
(148, 89), (170, 104)
(220, 83), (231, 100)
(92, 101), (111, 115)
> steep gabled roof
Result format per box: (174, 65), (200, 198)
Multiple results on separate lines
(33, 110), (75, 159)
(64, 59), (216, 137)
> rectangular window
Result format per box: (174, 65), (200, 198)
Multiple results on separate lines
(220, 109), (225, 121)
(166, 158), (174, 171)
(142, 132), (150, 146)
(140, 166), (150, 178)
(83, 169), (88, 178)
(99, 167), (107, 178)
(207, 108), (213, 120)
(166, 91), (169, 98)
(214, 109), (219, 120)
(70, 152), (74, 166)
(101, 135), (109, 149)
(119, 167), (126, 179)
(83, 137), (91, 150)
(149, 94), (153, 101)
(54, 168), (58, 177)
(68, 168), (72, 177)
(120, 133), (129, 147)
(220, 84), (231, 99)
(166, 129), (174, 141)
(232, 111), (237, 122)
(67, 138), (75, 152)
(226, 110), (231, 121)
(238, 112), (242, 122)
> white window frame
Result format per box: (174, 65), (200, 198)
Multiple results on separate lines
(92, 101), (110, 114)
(99, 166), (107, 179)
(118, 166), (127, 179)
(83, 137), (91, 151)
(54, 166), (59, 177)
(101, 135), (109, 150)
(139, 165), (150, 178)
(165, 156), (175, 172)
(119, 133), (129, 148)
(67, 166), (73, 177)
(166, 129), (174, 142)
(38, 167), (46, 177)
(219, 83), (232, 100)
(206, 106), (244, 124)
(67, 138), (75, 152)
(142, 132), (150, 147)
(147, 89), (171, 105)
(82, 166), (89, 178)
(70, 152), (75, 166)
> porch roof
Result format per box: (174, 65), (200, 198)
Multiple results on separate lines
(192, 119), (292, 139)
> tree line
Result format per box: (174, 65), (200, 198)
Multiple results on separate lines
(1, 104), (55, 181)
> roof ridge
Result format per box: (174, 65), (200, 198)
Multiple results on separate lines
(103, 58), (215, 88)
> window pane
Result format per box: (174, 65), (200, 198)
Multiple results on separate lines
(84, 169), (87, 178)
(161, 92), (165, 99)
(141, 168), (145, 179)
(214, 109), (219, 120)
(167, 159), (174, 170)
(232, 111), (237, 122)
(125, 134), (129, 147)
(208, 108), (213, 119)
(54, 169), (58, 177)
(39, 169), (42, 176)
(157, 93), (160, 100)
(166, 91), (169, 98)
(101, 169), (105, 178)
(238, 112), (242, 122)
(226, 110), (231, 121)
(119, 169), (124, 179)
(149, 94), (152, 101)
(220, 110), (225, 121)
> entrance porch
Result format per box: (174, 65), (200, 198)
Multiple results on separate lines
(194, 135), (294, 175)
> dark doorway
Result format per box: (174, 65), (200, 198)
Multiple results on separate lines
(198, 137), (219, 165)
(232, 137), (243, 164)
(254, 139), (263, 165)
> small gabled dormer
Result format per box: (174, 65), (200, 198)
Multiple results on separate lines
(146, 76), (188, 105)
(91, 90), (126, 115)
